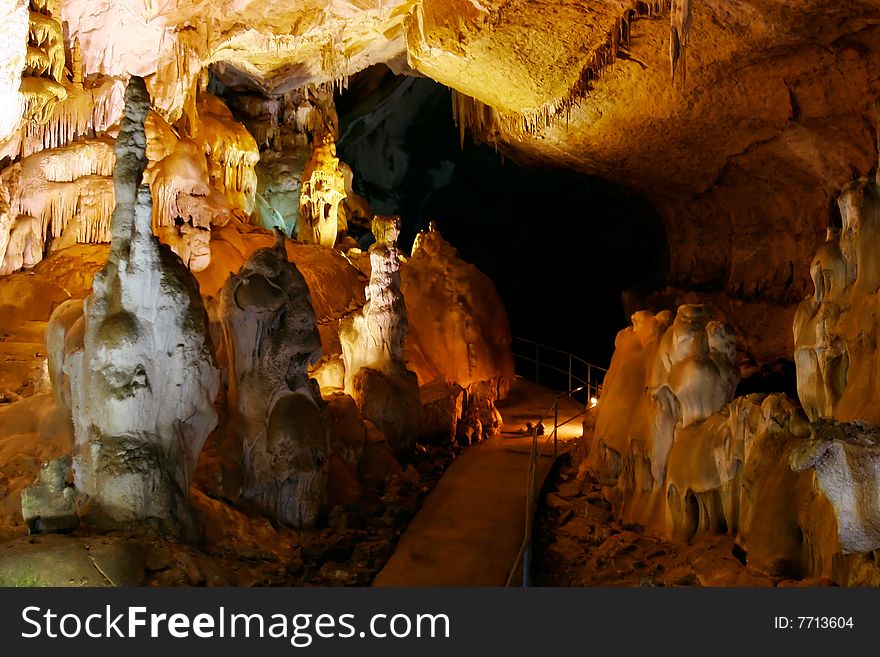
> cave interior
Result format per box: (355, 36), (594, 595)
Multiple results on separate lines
(0, 0), (879, 587)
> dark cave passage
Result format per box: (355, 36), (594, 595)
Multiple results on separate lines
(335, 65), (668, 368)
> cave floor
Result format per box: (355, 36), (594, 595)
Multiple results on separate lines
(531, 459), (834, 587)
(374, 378), (585, 586)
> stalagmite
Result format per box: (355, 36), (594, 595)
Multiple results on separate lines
(340, 240), (420, 453)
(297, 134), (347, 247)
(220, 233), (328, 527)
(586, 304), (850, 578)
(793, 177), (880, 424)
(57, 77), (219, 533)
(588, 305), (740, 526)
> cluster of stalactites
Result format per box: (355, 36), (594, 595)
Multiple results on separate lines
(450, 0), (688, 145)
(16, 0), (125, 159)
(193, 93), (260, 215)
(23, 77), (124, 157)
(0, 138), (115, 273)
(20, 1), (66, 126)
(233, 84), (337, 152)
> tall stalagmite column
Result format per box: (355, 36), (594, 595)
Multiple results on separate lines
(62, 77), (219, 532)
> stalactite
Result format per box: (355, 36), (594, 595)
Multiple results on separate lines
(71, 37), (83, 89)
(670, 0), (692, 82)
(19, 76), (67, 125)
(22, 139), (114, 182)
(194, 93), (259, 214)
(73, 182), (114, 243)
(22, 78), (124, 157)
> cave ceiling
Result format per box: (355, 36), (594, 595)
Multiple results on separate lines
(44, 1), (880, 195)
(8, 0), (880, 361)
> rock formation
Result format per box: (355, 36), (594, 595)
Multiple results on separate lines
(791, 420), (880, 555)
(0, 0), (876, 590)
(56, 77), (219, 532)
(794, 176), (880, 425)
(589, 305), (740, 523)
(20, 456), (78, 534)
(402, 225), (514, 441)
(786, 172), (880, 560)
(220, 233), (328, 527)
(297, 134), (347, 247)
(340, 237), (420, 453)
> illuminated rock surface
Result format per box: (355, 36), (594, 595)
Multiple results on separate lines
(585, 304), (848, 579)
(402, 226), (513, 441)
(0, 0), (877, 588)
(220, 233), (328, 527)
(61, 77), (219, 533)
(340, 240), (421, 453)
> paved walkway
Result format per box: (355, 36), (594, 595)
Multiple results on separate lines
(373, 378), (587, 587)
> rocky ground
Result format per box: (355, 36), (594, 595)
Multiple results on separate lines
(531, 456), (834, 588)
(0, 441), (459, 587)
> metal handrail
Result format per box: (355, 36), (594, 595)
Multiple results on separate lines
(505, 337), (607, 587)
(511, 336), (607, 402)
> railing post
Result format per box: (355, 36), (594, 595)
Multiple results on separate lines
(567, 354), (572, 395)
(553, 400), (558, 458)
(523, 545), (530, 587)
(535, 342), (540, 385)
(587, 363), (592, 407)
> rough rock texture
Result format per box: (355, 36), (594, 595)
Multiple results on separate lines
(60, 78), (219, 532)
(420, 0), (880, 366)
(419, 379), (464, 444)
(586, 304), (847, 580)
(220, 234), (329, 527)
(794, 176), (880, 424)
(791, 420), (880, 555)
(402, 226), (513, 440)
(20, 456), (78, 534)
(340, 241), (420, 453)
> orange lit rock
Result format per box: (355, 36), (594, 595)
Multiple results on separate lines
(587, 303), (845, 578)
(402, 226), (513, 440)
(220, 233), (328, 528)
(297, 135), (347, 247)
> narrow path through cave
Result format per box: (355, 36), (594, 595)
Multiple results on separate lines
(373, 379), (583, 586)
